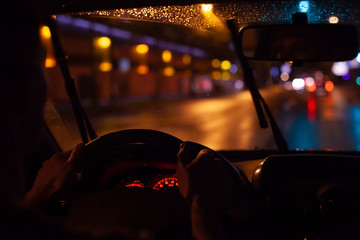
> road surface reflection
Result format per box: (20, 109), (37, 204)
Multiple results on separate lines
(85, 85), (360, 151)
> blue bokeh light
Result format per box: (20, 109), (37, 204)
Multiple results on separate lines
(118, 58), (131, 72)
(356, 76), (360, 86)
(299, 1), (310, 13)
(281, 64), (292, 74)
(342, 72), (351, 81)
(270, 66), (280, 77)
(229, 64), (238, 74)
(356, 53), (360, 63)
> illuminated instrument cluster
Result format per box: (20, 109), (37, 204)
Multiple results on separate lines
(120, 174), (179, 191)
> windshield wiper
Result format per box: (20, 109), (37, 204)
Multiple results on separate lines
(227, 20), (289, 152)
(46, 16), (97, 144)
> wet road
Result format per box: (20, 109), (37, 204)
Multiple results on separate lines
(89, 85), (360, 151)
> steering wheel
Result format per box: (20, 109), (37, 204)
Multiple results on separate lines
(79, 129), (183, 192)
(65, 129), (251, 238)
(79, 129), (250, 192)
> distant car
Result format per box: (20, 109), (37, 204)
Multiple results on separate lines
(12, 0), (360, 239)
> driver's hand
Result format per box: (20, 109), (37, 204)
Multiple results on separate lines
(176, 142), (233, 240)
(24, 143), (84, 208)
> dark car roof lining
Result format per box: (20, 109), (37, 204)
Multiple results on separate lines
(47, 0), (231, 14)
(45, 0), (325, 14)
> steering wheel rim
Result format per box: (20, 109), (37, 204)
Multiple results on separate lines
(79, 129), (183, 192)
(66, 129), (253, 238)
(78, 128), (251, 193)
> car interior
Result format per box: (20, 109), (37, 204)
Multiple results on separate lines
(4, 0), (360, 239)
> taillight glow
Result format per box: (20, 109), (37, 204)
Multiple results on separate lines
(324, 81), (334, 92)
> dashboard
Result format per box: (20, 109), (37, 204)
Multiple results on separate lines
(97, 160), (179, 191)
(105, 153), (360, 239)
(117, 171), (178, 190)
(72, 137), (360, 240)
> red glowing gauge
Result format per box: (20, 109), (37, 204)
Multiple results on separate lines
(151, 175), (178, 190)
(122, 180), (145, 188)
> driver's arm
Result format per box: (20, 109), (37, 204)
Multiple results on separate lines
(176, 143), (232, 240)
(23, 143), (84, 209)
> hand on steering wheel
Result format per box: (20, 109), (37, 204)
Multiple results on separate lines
(177, 142), (233, 208)
(176, 142), (234, 240)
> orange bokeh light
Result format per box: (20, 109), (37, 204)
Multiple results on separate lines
(307, 83), (317, 92)
(45, 58), (56, 68)
(137, 64), (149, 75)
(324, 81), (334, 92)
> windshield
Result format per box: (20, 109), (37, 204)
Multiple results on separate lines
(44, 2), (360, 151)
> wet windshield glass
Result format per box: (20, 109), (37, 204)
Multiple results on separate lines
(44, 2), (360, 151)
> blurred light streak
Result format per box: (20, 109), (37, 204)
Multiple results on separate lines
(111, 28), (132, 39)
(324, 81), (334, 92)
(356, 76), (360, 86)
(285, 114), (318, 150)
(199, 78), (212, 90)
(222, 72), (231, 80)
(292, 78), (305, 90)
(41, 26), (51, 39)
(284, 81), (293, 90)
(137, 64), (149, 74)
(97, 37), (111, 48)
(332, 62), (349, 76)
(348, 58), (360, 69)
(307, 98), (316, 120)
(357, 53), (360, 63)
(57, 15), (208, 55)
(342, 72), (351, 80)
(135, 44), (149, 54)
(230, 64), (238, 74)
(93, 23), (110, 34)
(136, 36), (157, 46)
(201, 4), (213, 12)
(73, 18), (91, 29)
(315, 78), (323, 86)
(270, 66), (279, 77)
(299, 1), (310, 13)
(350, 106), (360, 150)
(235, 80), (244, 90)
(182, 54), (192, 65)
(212, 59), (221, 68)
(162, 50), (172, 63)
(201, 4), (224, 28)
(56, 15), (72, 24)
(305, 77), (314, 86)
(280, 72), (290, 81)
(163, 67), (175, 77)
(45, 58), (56, 68)
(307, 83), (316, 93)
(315, 70), (323, 80)
(40, 25), (56, 68)
(118, 58), (131, 72)
(324, 97), (334, 120)
(99, 62), (112, 72)
(281, 64), (291, 74)
(212, 71), (221, 80)
(221, 60), (231, 70)
(329, 16), (339, 24)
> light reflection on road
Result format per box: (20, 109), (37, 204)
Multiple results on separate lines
(87, 85), (360, 151)
(350, 106), (360, 150)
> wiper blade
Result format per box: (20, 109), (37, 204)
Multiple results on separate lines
(46, 16), (97, 143)
(227, 20), (288, 152)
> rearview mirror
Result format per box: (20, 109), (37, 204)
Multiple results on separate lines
(240, 24), (359, 61)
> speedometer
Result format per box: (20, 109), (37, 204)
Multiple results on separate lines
(150, 174), (178, 190)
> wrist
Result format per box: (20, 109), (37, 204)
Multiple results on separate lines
(190, 195), (226, 240)
(23, 184), (53, 208)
